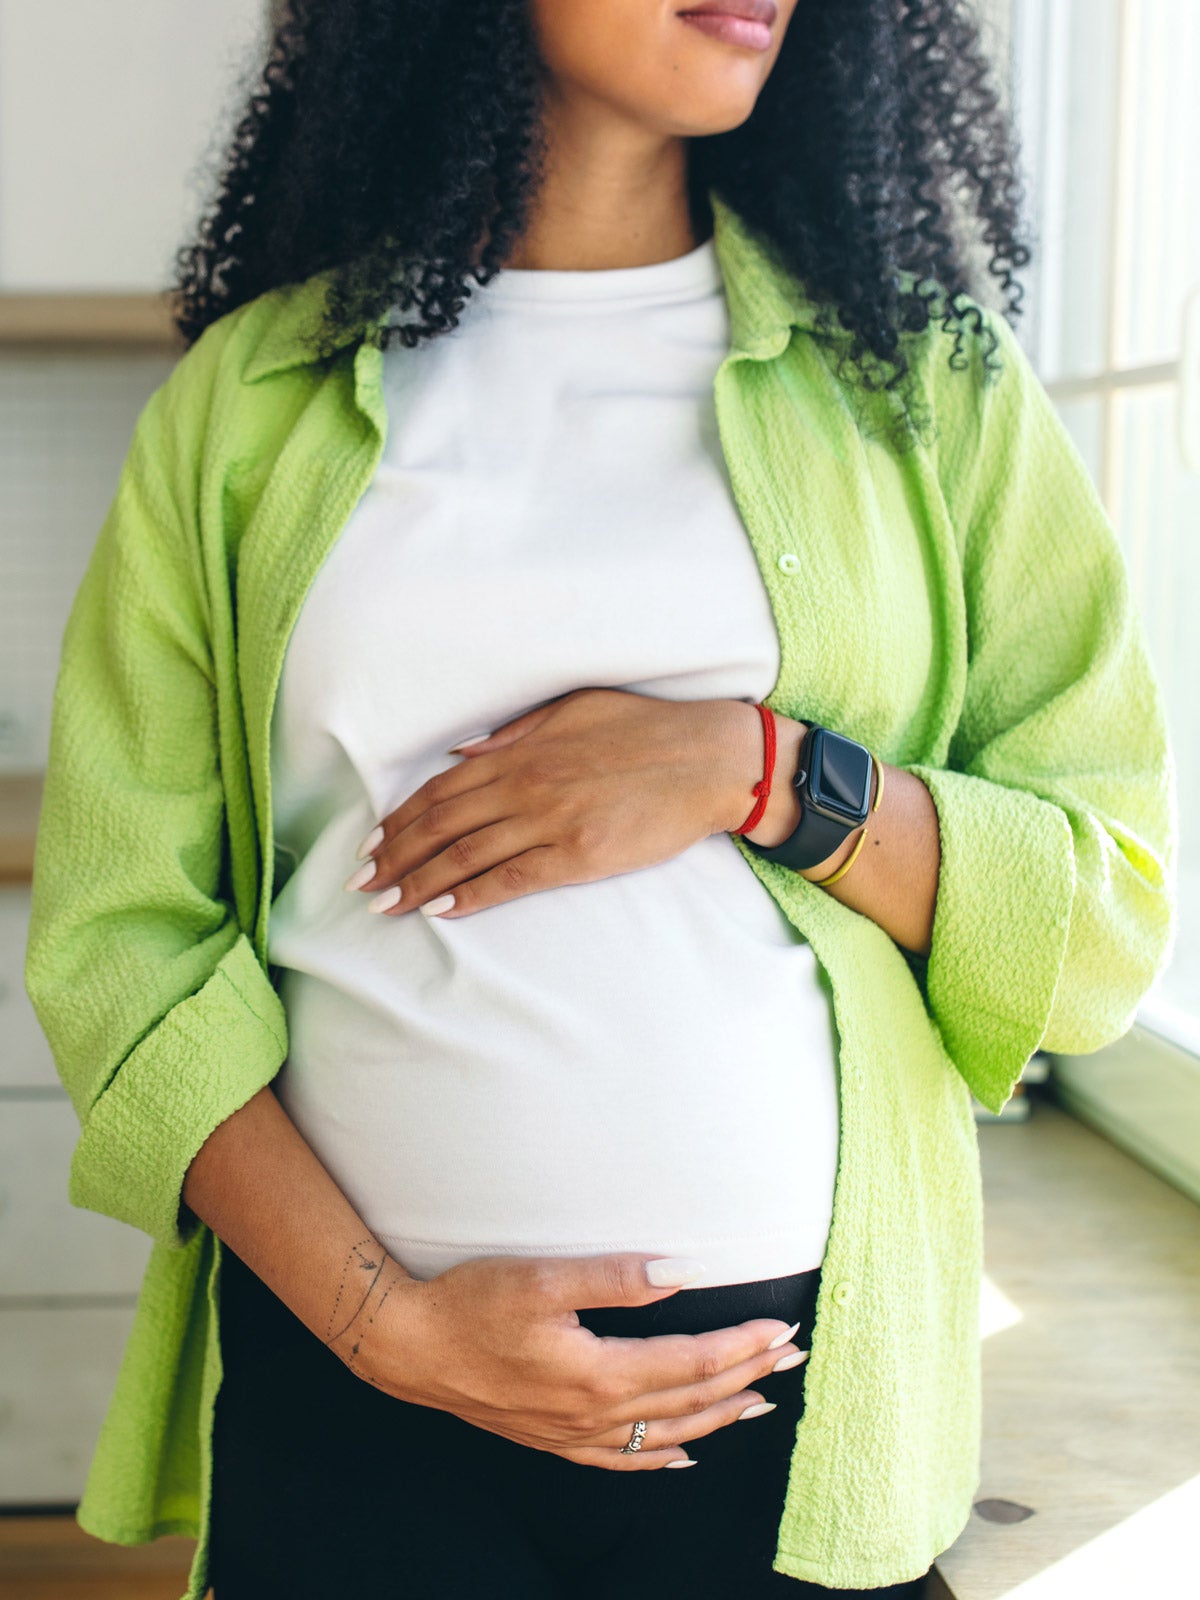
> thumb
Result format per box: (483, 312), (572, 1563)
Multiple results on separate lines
(536, 1253), (708, 1312)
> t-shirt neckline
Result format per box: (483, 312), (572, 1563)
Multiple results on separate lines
(472, 233), (723, 307)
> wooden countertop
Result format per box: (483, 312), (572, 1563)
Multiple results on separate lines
(0, 773), (42, 882)
(0, 292), (185, 350)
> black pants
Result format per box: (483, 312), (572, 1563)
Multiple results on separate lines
(209, 1244), (929, 1597)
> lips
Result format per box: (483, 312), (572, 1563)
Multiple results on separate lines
(677, 0), (778, 23)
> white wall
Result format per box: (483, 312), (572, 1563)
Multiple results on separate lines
(0, 0), (269, 290)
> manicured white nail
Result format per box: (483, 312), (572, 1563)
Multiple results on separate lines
(367, 885), (402, 913)
(767, 1320), (802, 1350)
(738, 1401), (777, 1421)
(344, 862), (377, 892)
(665, 1458), (698, 1468)
(644, 1258), (707, 1288)
(771, 1350), (809, 1372)
(420, 893), (456, 917)
(448, 731), (491, 752)
(356, 826), (384, 860)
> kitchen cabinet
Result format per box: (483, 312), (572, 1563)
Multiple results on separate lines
(0, 1101), (151, 1297)
(0, 1308), (144, 1506)
(0, 885), (150, 1505)
(0, 882), (54, 1089)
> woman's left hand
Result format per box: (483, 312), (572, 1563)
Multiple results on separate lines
(346, 688), (762, 919)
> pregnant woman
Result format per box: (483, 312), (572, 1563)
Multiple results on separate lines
(25, 1), (1175, 1597)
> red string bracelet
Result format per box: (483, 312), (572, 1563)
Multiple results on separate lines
(732, 702), (777, 835)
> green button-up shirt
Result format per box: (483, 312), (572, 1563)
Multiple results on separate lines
(24, 190), (1175, 1595)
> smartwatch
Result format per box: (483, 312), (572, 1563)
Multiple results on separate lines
(742, 723), (874, 873)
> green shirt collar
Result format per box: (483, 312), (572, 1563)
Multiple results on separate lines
(241, 187), (820, 384)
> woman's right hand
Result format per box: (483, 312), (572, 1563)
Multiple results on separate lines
(328, 1251), (809, 1470)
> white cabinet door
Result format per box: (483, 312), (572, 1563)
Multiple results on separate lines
(0, 1100), (151, 1297)
(0, 895), (154, 1509)
(0, 0), (270, 290)
(0, 886), (58, 1090)
(0, 1306), (138, 1503)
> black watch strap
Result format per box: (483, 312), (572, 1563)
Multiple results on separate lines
(741, 724), (872, 874)
(743, 802), (855, 872)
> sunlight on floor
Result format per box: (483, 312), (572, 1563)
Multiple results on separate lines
(979, 1272), (1023, 1339)
(996, 1472), (1198, 1597)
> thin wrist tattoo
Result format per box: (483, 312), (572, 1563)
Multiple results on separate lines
(324, 1236), (386, 1346)
(343, 1270), (405, 1383)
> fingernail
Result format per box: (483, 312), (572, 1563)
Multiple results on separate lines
(356, 826), (384, 860)
(367, 885), (402, 913)
(767, 1320), (802, 1350)
(420, 893), (456, 917)
(344, 862), (377, 892)
(448, 731), (491, 752)
(737, 1401), (777, 1421)
(771, 1350), (809, 1372)
(644, 1258), (707, 1288)
(665, 1458), (698, 1468)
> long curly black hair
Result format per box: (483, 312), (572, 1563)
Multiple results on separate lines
(170, 0), (1034, 450)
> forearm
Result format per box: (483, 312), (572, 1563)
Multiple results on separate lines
(181, 1083), (417, 1354)
(711, 702), (940, 959)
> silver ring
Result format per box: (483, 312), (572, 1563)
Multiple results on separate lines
(619, 1418), (648, 1454)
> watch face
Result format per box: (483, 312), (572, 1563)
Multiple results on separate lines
(810, 729), (872, 822)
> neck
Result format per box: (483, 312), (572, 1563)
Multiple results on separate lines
(495, 88), (708, 272)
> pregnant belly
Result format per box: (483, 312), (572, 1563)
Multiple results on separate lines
(269, 834), (842, 1289)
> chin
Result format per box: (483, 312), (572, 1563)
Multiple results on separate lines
(650, 81), (765, 138)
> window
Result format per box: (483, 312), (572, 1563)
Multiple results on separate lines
(1013, 0), (1199, 1046)
(1008, 0), (1200, 1202)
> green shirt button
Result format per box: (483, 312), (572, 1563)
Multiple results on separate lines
(777, 551), (801, 574)
(832, 1280), (855, 1305)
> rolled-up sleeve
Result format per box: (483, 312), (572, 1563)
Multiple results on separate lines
(23, 364), (288, 1249)
(904, 307), (1177, 1114)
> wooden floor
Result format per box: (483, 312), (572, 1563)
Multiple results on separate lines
(937, 1096), (1200, 1599)
(0, 1514), (198, 1600)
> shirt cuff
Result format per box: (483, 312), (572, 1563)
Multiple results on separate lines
(67, 932), (288, 1249)
(902, 763), (1075, 1114)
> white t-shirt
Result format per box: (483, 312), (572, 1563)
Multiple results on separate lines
(266, 235), (841, 1289)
